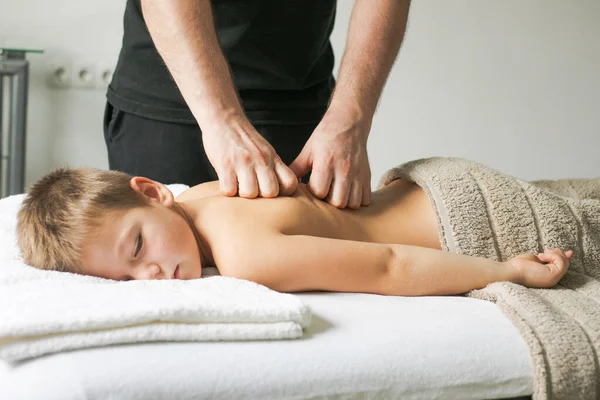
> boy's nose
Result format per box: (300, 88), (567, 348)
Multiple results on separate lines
(137, 263), (163, 280)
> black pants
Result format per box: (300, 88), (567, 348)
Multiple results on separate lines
(103, 102), (316, 187)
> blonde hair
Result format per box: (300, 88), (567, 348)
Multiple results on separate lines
(17, 167), (148, 273)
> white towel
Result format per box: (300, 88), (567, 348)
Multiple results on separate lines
(0, 187), (311, 362)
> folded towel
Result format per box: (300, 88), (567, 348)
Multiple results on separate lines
(0, 187), (311, 363)
(0, 276), (311, 362)
(378, 157), (600, 400)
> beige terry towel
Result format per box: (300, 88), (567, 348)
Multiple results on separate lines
(532, 178), (600, 201)
(378, 157), (600, 400)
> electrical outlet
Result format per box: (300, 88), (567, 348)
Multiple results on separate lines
(95, 64), (114, 89)
(47, 59), (115, 90)
(47, 61), (72, 88)
(72, 63), (97, 90)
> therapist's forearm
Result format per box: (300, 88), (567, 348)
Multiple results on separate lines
(141, 0), (245, 131)
(328, 0), (410, 125)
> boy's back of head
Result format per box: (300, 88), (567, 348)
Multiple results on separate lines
(17, 167), (147, 273)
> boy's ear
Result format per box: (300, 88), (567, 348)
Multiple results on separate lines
(129, 177), (174, 206)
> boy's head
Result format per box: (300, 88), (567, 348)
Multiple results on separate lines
(17, 167), (202, 280)
(17, 168), (148, 273)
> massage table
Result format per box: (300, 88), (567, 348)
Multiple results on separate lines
(0, 292), (532, 399)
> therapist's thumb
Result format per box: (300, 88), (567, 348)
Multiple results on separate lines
(274, 159), (298, 196)
(290, 149), (311, 181)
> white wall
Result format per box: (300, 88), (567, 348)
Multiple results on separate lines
(1, 0), (599, 190)
(0, 0), (125, 187)
(351, 0), (600, 182)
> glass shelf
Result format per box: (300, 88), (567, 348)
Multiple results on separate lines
(0, 47), (44, 60)
(0, 47), (44, 53)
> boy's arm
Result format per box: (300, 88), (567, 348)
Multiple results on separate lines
(219, 233), (520, 296)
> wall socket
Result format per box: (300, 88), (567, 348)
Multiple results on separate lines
(47, 61), (72, 88)
(47, 60), (114, 90)
(73, 63), (96, 89)
(96, 64), (114, 89)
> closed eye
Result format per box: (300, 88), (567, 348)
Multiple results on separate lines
(134, 232), (143, 257)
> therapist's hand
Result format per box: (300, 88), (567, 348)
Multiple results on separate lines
(202, 118), (298, 198)
(290, 111), (372, 209)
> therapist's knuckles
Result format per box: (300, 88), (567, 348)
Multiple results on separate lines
(330, 190), (350, 209)
(275, 165), (299, 196)
(278, 179), (298, 197)
(217, 170), (239, 197)
(347, 185), (363, 209)
(257, 173), (280, 198)
(309, 183), (329, 200)
(219, 180), (238, 197)
(238, 180), (260, 198)
(332, 176), (354, 208)
(307, 172), (331, 199)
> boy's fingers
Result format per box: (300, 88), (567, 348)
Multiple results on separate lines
(565, 249), (574, 258)
(555, 249), (570, 264)
(539, 250), (562, 265)
(538, 249), (572, 272)
(552, 250), (570, 271)
(554, 253), (565, 269)
(547, 248), (566, 259)
(538, 252), (552, 261)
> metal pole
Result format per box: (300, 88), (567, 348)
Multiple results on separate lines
(8, 60), (28, 195)
(0, 76), (4, 198)
(0, 49), (35, 198)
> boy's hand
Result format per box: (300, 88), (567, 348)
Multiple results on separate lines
(507, 248), (573, 288)
(202, 120), (298, 199)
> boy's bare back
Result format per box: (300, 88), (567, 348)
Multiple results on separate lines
(179, 179), (440, 246)
(177, 179), (441, 281)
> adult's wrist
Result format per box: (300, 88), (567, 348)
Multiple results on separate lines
(322, 98), (373, 141)
(328, 96), (373, 123)
(195, 104), (251, 136)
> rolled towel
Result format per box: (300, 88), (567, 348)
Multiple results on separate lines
(378, 157), (600, 400)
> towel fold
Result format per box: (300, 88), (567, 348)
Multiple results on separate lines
(0, 276), (311, 362)
(0, 189), (311, 363)
(378, 157), (600, 400)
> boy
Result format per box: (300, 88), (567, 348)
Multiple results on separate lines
(17, 167), (571, 296)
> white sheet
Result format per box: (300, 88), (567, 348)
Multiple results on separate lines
(0, 293), (533, 400)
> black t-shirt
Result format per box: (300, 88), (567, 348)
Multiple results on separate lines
(107, 0), (337, 125)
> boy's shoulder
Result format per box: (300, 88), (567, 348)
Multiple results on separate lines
(175, 181), (221, 202)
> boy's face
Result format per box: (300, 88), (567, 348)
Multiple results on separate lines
(80, 178), (203, 281)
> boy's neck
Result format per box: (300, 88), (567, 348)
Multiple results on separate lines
(172, 201), (215, 267)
